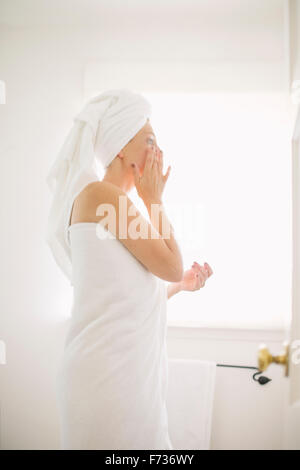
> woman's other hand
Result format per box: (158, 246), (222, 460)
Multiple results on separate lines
(179, 261), (213, 292)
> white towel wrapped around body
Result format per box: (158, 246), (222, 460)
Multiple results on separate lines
(55, 222), (173, 450)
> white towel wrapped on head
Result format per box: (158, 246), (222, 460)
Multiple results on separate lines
(46, 88), (152, 284)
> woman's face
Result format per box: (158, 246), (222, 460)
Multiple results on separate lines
(123, 120), (160, 175)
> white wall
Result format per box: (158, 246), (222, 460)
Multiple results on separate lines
(167, 326), (287, 450)
(290, 0), (300, 82)
(0, 0), (292, 449)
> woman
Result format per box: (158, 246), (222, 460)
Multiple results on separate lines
(46, 89), (213, 450)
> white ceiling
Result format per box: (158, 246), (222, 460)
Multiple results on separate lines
(0, 0), (285, 63)
(0, 0), (284, 30)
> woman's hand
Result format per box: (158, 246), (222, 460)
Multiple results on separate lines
(131, 146), (171, 205)
(179, 261), (213, 292)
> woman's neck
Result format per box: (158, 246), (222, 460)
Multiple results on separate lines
(102, 167), (134, 194)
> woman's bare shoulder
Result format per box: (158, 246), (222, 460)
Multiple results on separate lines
(70, 180), (120, 224)
(79, 180), (115, 198)
(83, 180), (123, 199)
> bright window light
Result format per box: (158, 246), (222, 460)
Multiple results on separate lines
(135, 91), (292, 330)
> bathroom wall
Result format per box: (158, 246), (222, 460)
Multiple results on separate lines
(167, 325), (287, 450)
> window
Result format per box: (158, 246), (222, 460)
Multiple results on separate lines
(136, 91), (292, 329)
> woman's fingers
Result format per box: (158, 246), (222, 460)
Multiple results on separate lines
(204, 262), (213, 276)
(192, 261), (213, 282)
(153, 149), (160, 174)
(192, 262), (206, 275)
(198, 271), (206, 287)
(158, 149), (163, 173)
(144, 147), (159, 181)
(194, 261), (212, 277)
(192, 265), (206, 286)
(144, 148), (155, 173)
(190, 261), (213, 290)
(156, 147), (170, 182)
(163, 165), (171, 182)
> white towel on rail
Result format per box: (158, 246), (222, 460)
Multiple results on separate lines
(166, 359), (216, 450)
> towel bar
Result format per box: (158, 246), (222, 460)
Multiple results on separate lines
(216, 363), (271, 385)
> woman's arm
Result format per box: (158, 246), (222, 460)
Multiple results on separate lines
(167, 282), (182, 299)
